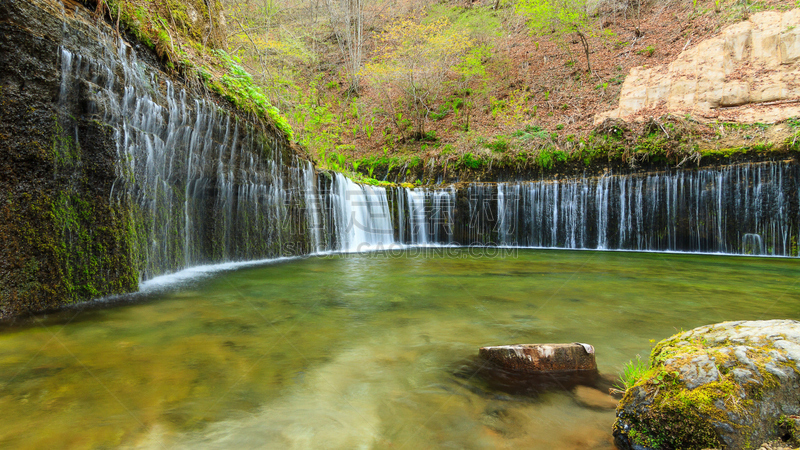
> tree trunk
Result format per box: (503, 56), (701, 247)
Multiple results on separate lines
(576, 29), (591, 75)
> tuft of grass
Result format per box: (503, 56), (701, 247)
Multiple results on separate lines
(637, 45), (656, 57)
(615, 354), (649, 391)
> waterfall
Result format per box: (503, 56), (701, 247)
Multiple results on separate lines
(58, 40), (320, 282)
(394, 186), (457, 245)
(386, 161), (799, 257)
(303, 161), (324, 253)
(56, 36), (799, 298)
(431, 187), (456, 244)
(407, 188), (429, 245)
(328, 174), (395, 252)
(58, 37), (408, 284)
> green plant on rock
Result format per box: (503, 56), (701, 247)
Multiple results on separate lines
(615, 355), (649, 391)
(777, 415), (800, 446)
(214, 50), (294, 140)
(459, 152), (482, 169)
(513, 124), (549, 140)
(486, 137), (509, 153)
(637, 45), (656, 57)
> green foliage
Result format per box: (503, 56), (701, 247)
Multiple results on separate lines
(515, 0), (589, 36)
(459, 152), (482, 169)
(213, 50), (294, 140)
(431, 97), (467, 121)
(514, 0), (596, 72)
(615, 355), (649, 391)
(637, 45), (656, 57)
(103, 0), (294, 141)
(363, 14), (481, 138)
(777, 415), (800, 446)
(513, 124), (549, 140)
(419, 130), (438, 142)
(425, 4), (504, 42)
(486, 137), (509, 153)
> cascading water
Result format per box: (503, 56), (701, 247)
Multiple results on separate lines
(431, 187), (456, 244)
(55, 31), (799, 298)
(407, 188), (429, 245)
(388, 161), (799, 256)
(57, 38), (402, 284)
(327, 173), (395, 252)
(59, 40), (315, 279)
(393, 186), (456, 245)
(303, 161), (324, 253)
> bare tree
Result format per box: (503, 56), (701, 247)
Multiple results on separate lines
(324, 0), (364, 93)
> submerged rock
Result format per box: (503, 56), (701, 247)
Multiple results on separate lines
(469, 343), (599, 395)
(614, 320), (800, 450)
(574, 385), (619, 410)
(479, 343), (597, 373)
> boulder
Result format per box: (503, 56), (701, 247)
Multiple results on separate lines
(469, 343), (599, 395)
(479, 343), (597, 373)
(613, 320), (800, 450)
(595, 8), (800, 124)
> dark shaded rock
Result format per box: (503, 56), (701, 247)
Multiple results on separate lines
(613, 320), (800, 450)
(0, 0), (303, 318)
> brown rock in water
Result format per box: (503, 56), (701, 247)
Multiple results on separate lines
(479, 343), (597, 373)
(574, 385), (619, 410)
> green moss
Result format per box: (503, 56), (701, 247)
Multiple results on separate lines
(215, 51), (294, 140)
(459, 152), (483, 169)
(777, 415), (800, 446)
(619, 331), (800, 449)
(52, 115), (80, 167)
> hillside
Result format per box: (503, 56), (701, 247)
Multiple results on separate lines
(213, 0), (798, 184)
(84, 0), (800, 184)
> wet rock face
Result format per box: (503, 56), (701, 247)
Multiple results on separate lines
(614, 320), (800, 450)
(0, 0), (302, 317)
(0, 0), (138, 316)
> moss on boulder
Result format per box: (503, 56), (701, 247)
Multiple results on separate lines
(614, 320), (800, 450)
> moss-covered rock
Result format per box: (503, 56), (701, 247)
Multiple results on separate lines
(614, 320), (800, 450)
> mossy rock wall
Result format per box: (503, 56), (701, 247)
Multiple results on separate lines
(0, 0), (141, 316)
(0, 0), (302, 318)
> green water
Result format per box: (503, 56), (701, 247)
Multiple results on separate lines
(1, 248), (798, 449)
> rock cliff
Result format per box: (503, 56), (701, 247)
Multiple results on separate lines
(597, 9), (800, 124)
(0, 0), (308, 317)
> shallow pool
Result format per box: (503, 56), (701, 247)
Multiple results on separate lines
(1, 248), (798, 449)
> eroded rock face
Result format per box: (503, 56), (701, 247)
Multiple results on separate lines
(596, 9), (800, 124)
(614, 320), (800, 450)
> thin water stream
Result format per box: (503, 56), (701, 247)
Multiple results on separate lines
(1, 249), (798, 449)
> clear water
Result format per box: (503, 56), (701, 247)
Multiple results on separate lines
(1, 248), (798, 449)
